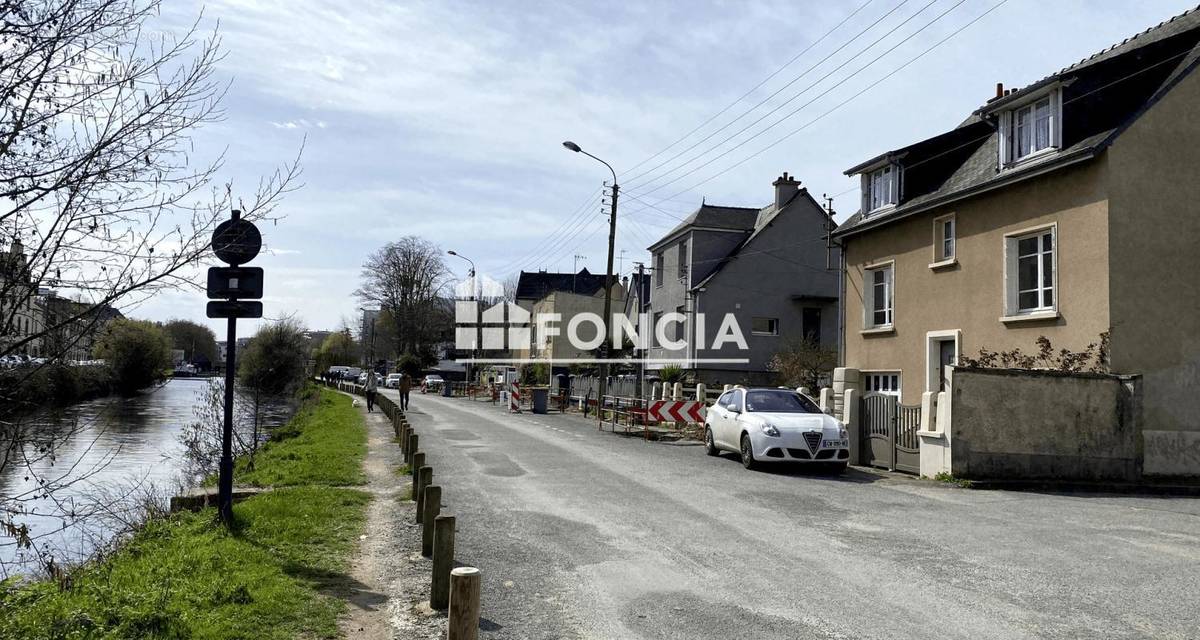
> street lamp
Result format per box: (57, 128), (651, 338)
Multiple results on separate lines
(562, 140), (619, 423)
(448, 250), (477, 386)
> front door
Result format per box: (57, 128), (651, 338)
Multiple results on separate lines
(938, 340), (956, 391)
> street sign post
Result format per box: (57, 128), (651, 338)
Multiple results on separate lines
(210, 209), (263, 525)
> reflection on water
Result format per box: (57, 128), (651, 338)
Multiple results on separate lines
(0, 379), (291, 577)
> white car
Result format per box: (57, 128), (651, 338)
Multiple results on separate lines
(704, 387), (850, 472)
(385, 373), (402, 388)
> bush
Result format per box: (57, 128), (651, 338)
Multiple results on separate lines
(238, 317), (308, 397)
(92, 319), (172, 395)
(0, 364), (115, 416)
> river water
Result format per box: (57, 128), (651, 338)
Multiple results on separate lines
(0, 378), (292, 578)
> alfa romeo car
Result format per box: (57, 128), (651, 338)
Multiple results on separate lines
(704, 387), (850, 472)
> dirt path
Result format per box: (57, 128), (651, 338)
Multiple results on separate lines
(337, 394), (443, 639)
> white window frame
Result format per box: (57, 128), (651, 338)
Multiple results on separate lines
(865, 164), (899, 214)
(863, 261), (895, 330)
(863, 371), (902, 401)
(750, 316), (779, 336)
(931, 213), (956, 267)
(1002, 223), (1058, 319)
(999, 89), (1062, 168)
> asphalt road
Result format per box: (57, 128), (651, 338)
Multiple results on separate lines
(382, 389), (1200, 640)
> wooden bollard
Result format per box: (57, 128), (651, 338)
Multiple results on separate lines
(406, 433), (418, 465)
(448, 567), (481, 640)
(421, 485), (441, 557)
(431, 515), (456, 610)
(411, 452), (425, 499)
(415, 466), (432, 524)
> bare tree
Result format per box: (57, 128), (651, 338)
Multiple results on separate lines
(768, 338), (838, 391)
(355, 237), (450, 365)
(0, 0), (302, 576)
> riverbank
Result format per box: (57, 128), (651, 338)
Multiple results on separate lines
(0, 385), (370, 639)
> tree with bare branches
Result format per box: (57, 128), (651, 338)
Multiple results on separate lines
(1, 0), (301, 576)
(355, 237), (450, 366)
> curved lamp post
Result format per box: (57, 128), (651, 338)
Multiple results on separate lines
(562, 141), (619, 421)
(448, 250), (478, 385)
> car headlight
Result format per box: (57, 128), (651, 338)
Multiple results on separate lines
(839, 427), (849, 440)
(760, 423), (780, 437)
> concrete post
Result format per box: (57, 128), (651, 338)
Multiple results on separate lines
(672, 382), (682, 400)
(650, 382), (660, 401)
(421, 485), (441, 557)
(844, 388), (861, 465)
(448, 567), (481, 640)
(723, 384), (731, 392)
(819, 387), (835, 415)
(919, 391), (937, 433)
(695, 383), (706, 403)
(415, 466), (432, 524)
(431, 515), (456, 610)
(411, 452), (425, 499)
(798, 386), (810, 397)
(832, 367), (860, 418)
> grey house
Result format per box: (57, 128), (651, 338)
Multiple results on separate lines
(645, 173), (840, 385)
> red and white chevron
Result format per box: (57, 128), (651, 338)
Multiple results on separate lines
(648, 400), (706, 423)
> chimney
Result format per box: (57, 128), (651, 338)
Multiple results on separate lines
(996, 82), (1004, 98)
(772, 172), (801, 209)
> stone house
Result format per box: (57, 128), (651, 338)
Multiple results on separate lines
(833, 7), (1200, 476)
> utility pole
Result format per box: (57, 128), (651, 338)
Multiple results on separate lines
(634, 261), (645, 407)
(561, 141), (618, 426)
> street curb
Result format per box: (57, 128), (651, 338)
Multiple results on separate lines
(966, 479), (1200, 497)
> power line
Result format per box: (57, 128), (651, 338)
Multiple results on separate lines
(621, 0), (1010, 220)
(622, 0), (917, 190)
(626, 0), (964, 199)
(619, 0), (878, 178)
(495, 187), (602, 275)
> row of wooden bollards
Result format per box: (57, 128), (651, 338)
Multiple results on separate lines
(325, 380), (482, 640)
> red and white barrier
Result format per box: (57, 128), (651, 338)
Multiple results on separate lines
(648, 400), (705, 423)
(510, 382), (521, 413)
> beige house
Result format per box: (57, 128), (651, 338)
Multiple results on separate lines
(528, 286), (628, 363)
(833, 8), (1200, 476)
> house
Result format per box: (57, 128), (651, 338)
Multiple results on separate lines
(0, 239), (45, 358)
(511, 268), (626, 375)
(39, 290), (123, 361)
(832, 6), (1200, 476)
(645, 173), (840, 385)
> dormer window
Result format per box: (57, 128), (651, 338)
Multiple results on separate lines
(867, 164), (898, 213)
(999, 89), (1061, 166)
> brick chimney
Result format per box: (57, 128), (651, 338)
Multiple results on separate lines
(772, 172), (801, 209)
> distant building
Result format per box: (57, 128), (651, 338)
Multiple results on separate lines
(0, 239), (45, 357)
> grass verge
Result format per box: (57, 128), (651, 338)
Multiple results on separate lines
(0, 386), (370, 640)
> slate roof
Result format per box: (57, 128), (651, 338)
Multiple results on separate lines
(646, 203), (760, 251)
(834, 5), (1200, 239)
(515, 268), (608, 301)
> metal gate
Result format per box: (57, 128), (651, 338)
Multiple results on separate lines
(861, 393), (921, 474)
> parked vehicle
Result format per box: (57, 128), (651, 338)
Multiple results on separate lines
(422, 374), (444, 392)
(386, 373), (402, 388)
(342, 367), (362, 381)
(327, 365), (350, 379)
(704, 388), (849, 472)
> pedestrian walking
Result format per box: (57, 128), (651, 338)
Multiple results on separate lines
(365, 370), (378, 412)
(399, 371), (412, 411)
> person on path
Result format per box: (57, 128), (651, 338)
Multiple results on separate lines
(365, 370), (378, 412)
(399, 372), (412, 411)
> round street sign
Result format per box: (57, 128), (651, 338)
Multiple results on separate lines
(211, 217), (262, 265)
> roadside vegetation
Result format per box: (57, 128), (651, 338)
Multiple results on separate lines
(0, 386), (370, 640)
(92, 319), (173, 395)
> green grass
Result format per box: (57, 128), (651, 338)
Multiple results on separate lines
(0, 386), (371, 640)
(932, 471), (973, 488)
(238, 389), (368, 487)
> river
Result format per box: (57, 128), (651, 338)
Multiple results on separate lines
(0, 378), (292, 578)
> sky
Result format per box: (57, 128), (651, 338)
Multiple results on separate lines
(134, 0), (1198, 337)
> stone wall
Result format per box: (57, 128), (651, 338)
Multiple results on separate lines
(949, 368), (1142, 481)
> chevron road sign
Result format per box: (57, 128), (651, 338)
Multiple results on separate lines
(649, 400), (706, 423)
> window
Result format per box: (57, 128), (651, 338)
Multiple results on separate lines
(867, 165), (898, 212)
(802, 307), (822, 344)
(1010, 228), (1055, 313)
(674, 305), (686, 342)
(677, 240), (689, 283)
(934, 215), (955, 262)
(864, 372), (901, 398)
(654, 253), (664, 287)
(864, 263), (893, 329)
(1001, 90), (1060, 165)
(751, 317), (779, 336)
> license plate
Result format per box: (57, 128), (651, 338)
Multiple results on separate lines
(823, 440), (847, 448)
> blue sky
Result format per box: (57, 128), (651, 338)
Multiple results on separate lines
(139, 0), (1198, 336)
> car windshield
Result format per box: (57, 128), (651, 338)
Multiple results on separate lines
(744, 390), (821, 414)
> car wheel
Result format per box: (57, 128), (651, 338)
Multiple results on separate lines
(704, 427), (719, 456)
(740, 434), (757, 470)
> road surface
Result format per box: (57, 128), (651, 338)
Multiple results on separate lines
(384, 388), (1200, 640)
